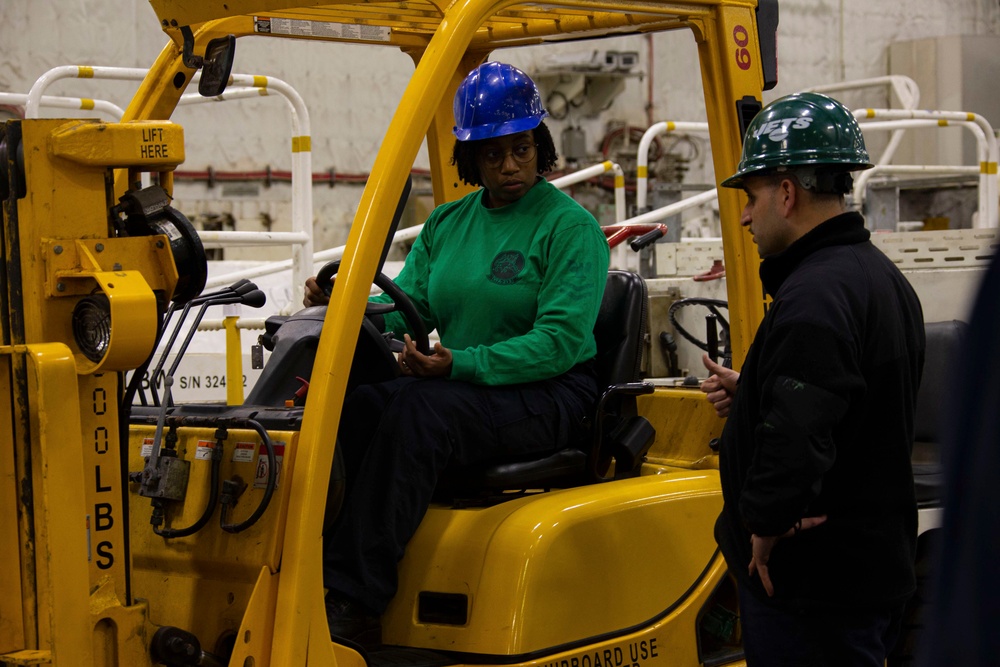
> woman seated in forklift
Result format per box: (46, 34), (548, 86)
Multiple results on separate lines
(302, 61), (611, 647)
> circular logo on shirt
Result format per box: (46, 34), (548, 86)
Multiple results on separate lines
(488, 250), (525, 285)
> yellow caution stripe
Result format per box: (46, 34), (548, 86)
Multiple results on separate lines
(292, 136), (311, 153)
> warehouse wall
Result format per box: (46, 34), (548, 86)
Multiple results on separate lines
(1, 0), (998, 256)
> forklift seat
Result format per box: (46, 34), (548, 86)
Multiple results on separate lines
(445, 270), (655, 495)
(912, 319), (968, 507)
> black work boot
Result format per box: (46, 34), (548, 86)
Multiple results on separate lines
(325, 591), (383, 649)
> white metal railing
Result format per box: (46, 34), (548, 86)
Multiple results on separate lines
(202, 108), (998, 315)
(195, 230), (310, 246)
(635, 121), (710, 211)
(805, 76), (922, 200)
(203, 159), (628, 293)
(855, 110), (999, 228)
(630, 79), (923, 236)
(203, 245), (340, 292)
(199, 73), (313, 306)
(804, 75), (921, 111)
(197, 316), (269, 332)
(620, 188), (719, 227)
(179, 85), (309, 279)
(0, 92), (124, 120)
(24, 66), (151, 117)
(549, 160), (626, 222)
(25, 65), (315, 307)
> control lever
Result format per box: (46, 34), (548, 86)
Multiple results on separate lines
(658, 331), (680, 377)
(148, 279), (254, 405)
(630, 226), (667, 251)
(139, 287), (266, 528)
(706, 314), (719, 364)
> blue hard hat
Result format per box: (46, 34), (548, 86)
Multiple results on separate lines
(453, 62), (548, 141)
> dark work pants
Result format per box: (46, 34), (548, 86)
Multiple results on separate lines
(737, 582), (905, 667)
(322, 366), (597, 614)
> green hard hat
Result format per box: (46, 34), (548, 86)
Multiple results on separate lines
(721, 92), (873, 189)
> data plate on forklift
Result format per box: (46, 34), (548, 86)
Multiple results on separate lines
(253, 15), (391, 41)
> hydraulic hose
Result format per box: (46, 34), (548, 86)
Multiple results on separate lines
(220, 418), (277, 533)
(153, 432), (223, 539)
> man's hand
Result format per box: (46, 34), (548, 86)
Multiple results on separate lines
(399, 333), (453, 378)
(303, 276), (331, 308)
(748, 515), (828, 596)
(700, 354), (740, 418)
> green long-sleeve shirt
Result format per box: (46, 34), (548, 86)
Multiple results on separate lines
(376, 179), (610, 385)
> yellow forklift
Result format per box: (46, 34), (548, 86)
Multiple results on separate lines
(1, 1), (781, 666)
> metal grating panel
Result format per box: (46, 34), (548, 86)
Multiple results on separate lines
(674, 240), (726, 276)
(655, 229), (998, 277)
(873, 228), (999, 269)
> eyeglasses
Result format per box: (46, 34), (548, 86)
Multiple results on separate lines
(479, 142), (537, 169)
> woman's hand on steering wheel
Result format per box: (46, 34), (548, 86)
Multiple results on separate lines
(399, 334), (452, 378)
(303, 275), (331, 308)
(309, 259), (432, 355)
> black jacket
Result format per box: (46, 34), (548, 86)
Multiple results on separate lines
(715, 211), (925, 610)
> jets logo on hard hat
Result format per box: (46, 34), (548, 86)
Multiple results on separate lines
(721, 92), (872, 190)
(752, 117), (814, 142)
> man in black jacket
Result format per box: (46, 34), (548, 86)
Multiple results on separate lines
(701, 92), (925, 666)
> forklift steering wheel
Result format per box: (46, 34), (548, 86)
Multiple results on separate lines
(316, 259), (431, 355)
(667, 297), (729, 352)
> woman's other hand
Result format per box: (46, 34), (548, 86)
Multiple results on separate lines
(399, 333), (453, 378)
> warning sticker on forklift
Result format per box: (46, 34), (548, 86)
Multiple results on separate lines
(254, 16), (391, 42)
(541, 638), (659, 667)
(233, 442), (256, 463)
(140, 437), (154, 458)
(195, 440), (216, 461)
(255, 442), (286, 489)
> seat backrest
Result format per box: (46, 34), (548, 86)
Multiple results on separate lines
(593, 270), (648, 387)
(914, 320), (968, 444)
(440, 270), (650, 496)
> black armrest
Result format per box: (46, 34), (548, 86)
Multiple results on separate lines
(588, 382), (655, 481)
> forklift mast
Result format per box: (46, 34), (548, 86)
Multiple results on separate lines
(0, 118), (203, 663)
